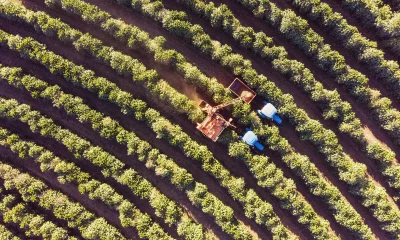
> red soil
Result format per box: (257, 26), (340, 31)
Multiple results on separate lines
(0, 0), (396, 238)
(0, 146), (139, 239)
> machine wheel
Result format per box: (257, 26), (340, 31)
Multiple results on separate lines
(257, 110), (265, 118)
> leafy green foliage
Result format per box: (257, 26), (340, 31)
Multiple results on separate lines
(0, 192), (74, 240)
(0, 4), (297, 238)
(0, 162), (124, 240)
(0, 126), (172, 240)
(105, 0), (400, 237)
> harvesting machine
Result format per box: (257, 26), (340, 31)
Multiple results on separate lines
(196, 78), (255, 142)
(196, 78), (281, 150)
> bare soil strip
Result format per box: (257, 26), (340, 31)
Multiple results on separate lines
(4, 3), (392, 238)
(2, 2), (396, 238)
(0, 146), (139, 239)
(163, 0), (400, 197)
(0, 184), (64, 240)
(267, 0), (400, 101)
(0, 7), (318, 239)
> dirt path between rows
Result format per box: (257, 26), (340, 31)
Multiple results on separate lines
(0, 84), (225, 239)
(0, 6), (312, 239)
(0, 56), (280, 239)
(205, 0), (400, 161)
(191, 0), (400, 159)
(321, 0), (400, 59)
(79, 0), (398, 206)
(268, 0), (400, 103)
(0, 183), (57, 240)
(0, 48), (324, 239)
(76, 1), (398, 238)
(0, 146), (139, 239)
(163, 0), (400, 184)
(332, 0), (400, 38)
(11, 1), (394, 238)
(5, 2), (399, 237)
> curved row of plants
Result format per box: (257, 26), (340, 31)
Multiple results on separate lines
(38, 0), (389, 237)
(0, 160), (124, 240)
(0, 65), (263, 240)
(0, 125), (173, 240)
(232, 0), (400, 146)
(283, 0), (400, 99)
(340, 0), (400, 51)
(96, 0), (400, 236)
(1, 1), (376, 238)
(0, 223), (20, 240)
(17, 1), (348, 238)
(0, 54), (341, 239)
(0, 4), (308, 239)
(174, 0), (400, 197)
(0, 95), (211, 240)
(3, 0), (368, 235)
(285, 0), (400, 83)
(0, 24), (297, 238)
(0, 186), (77, 240)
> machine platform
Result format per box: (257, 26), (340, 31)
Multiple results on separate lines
(196, 111), (230, 142)
(196, 78), (255, 142)
(197, 101), (232, 141)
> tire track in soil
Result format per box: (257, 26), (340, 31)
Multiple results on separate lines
(10, 1), (392, 238)
(0, 6), (312, 239)
(0, 147), (138, 239)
